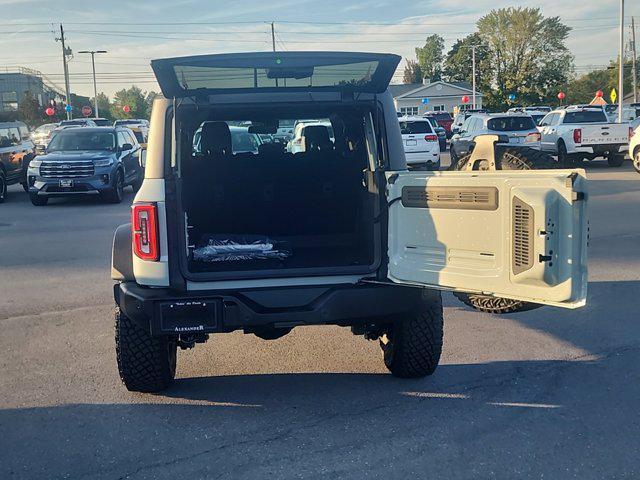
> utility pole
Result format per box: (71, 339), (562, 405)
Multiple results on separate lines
(271, 22), (276, 52)
(57, 24), (72, 120)
(632, 16), (637, 103)
(78, 50), (107, 118)
(618, 0), (624, 123)
(471, 46), (477, 109)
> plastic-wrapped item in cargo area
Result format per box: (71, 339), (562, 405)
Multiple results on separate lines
(193, 234), (292, 262)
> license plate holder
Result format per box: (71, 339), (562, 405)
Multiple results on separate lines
(158, 300), (220, 334)
(59, 179), (74, 188)
(406, 139), (417, 146)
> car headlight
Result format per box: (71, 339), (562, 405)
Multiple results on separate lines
(94, 158), (114, 167)
(29, 159), (42, 168)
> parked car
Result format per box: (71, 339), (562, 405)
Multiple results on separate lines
(193, 124), (263, 154)
(538, 106), (631, 167)
(630, 123), (640, 173)
(114, 119), (150, 138)
(508, 106), (552, 114)
(287, 120), (334, 153)
(0, 121), (36, 202)
(423, 111), (453, 138)
(31, 123), (59, 150)
(27, 126), (143, 205)
(423, 115), (447, 151)
(109, 51), (588, 392)
(59, 118), (98, 128)
(450, 113), (541, 165)
(451, 109), (487, 135)
(398, 115), (441, 170)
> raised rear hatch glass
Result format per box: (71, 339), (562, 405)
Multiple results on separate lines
(151, 52), (401, 97)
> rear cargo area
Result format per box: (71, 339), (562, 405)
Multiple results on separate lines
(179, 108), (378, 277)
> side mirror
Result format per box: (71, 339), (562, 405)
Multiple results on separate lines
(120, 143), (133, 152)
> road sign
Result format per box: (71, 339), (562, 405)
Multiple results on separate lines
(610, 88), (617, 103)
(81, 105), (92, 117)
(64, 105), (72, 113)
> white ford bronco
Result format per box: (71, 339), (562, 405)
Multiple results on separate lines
(111, 52), (589, 392)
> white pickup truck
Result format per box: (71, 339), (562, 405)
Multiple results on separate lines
(538, 106), (631, 167)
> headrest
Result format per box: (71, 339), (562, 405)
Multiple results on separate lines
(258, 142), (285, 156)
(303, 125), (331, 150)
(200, 122), (232, 155)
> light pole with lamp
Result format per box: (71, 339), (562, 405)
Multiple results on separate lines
(77, 50), (107, 118)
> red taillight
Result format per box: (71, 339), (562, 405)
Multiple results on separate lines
(525, 131), (541, 143)
(132, 203), (159, 261)
(573, 128), (582, 144)
(424, 134), (438, 142)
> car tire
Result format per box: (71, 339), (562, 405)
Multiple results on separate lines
(131, 172), (143, 193)
(380, 290), (443, 378)
(607, 153), (624, 168)
(29, 192), (48, 206)
(557, 141), (573, 167)
(633, 148), (640, 174)
(21, 182), (29, 192)
(105, 169), (124, 204)
(115, 306), (177, 393)
(0, 170), (6, 204)
(450, 146), (544, 314)
(448, 147), (459, 169)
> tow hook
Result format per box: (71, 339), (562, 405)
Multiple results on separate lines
(177, 333), (209, 349)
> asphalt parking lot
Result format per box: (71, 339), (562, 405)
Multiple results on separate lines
(1, 154), (639, 479)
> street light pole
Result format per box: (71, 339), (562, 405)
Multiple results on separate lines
(78, 50), (107, 118)
(618, 0), (624, 123)
(471, 46), (477, 109)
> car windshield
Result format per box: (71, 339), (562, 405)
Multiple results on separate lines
(60, 120), (88, 126)
(47, 131), (116, 151)
(487, 116), (535, 131)
(35, 124), (57, 134)
(231, 129), (261, 153)
(564, 110), (607, 123)
(115, 120), (143, 126)
(399, 121), (433, 134)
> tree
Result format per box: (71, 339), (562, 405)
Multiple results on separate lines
(111, 86), (150, 120)
(566, 60), (638, 104)
(415, 34), (444, 82)
(443, 33), (490, 90)
(145, 90), (159, 112)
(70, 93), (91, 117)
(477, 7), (573, 109)
(17, 91), (43, 127)
(92, 93), (113, 120)
(403, 60), (423, 84)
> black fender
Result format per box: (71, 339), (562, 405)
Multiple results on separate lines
(111, 223), (134, 281)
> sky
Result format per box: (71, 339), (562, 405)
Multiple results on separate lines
(2, 0), (639, 99)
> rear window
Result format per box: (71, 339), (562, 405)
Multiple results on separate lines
(432, 112), (452, 121)
(399, 121), (433, 135)
(563, 110), (607, 124)
(173, 61), (379, 91)
(487, 116), (535, 132)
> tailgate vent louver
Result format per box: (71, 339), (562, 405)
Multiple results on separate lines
(401, 186), (498, 211)
(512, 196), (534, 275)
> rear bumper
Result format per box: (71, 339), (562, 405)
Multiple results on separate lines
(571, 144), (628, 155)
(405, 151), (441, 167)
(114, 281), (424, 336)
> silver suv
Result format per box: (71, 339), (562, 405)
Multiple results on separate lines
(450, 113), (541, 165)
(111, 52), (589, 392)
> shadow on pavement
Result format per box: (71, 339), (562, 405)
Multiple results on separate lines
(2, 346), (639, 479)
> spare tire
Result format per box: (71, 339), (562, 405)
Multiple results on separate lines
(450, 145), (556, 171)
(449, 146), (549, 314)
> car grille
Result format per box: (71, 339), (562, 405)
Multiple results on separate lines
(40, 160), (95, 178)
